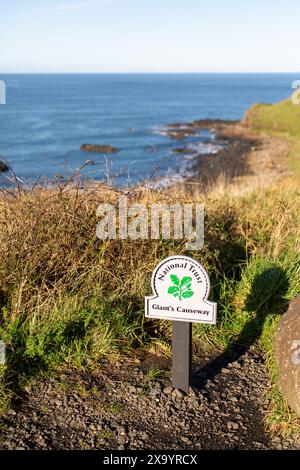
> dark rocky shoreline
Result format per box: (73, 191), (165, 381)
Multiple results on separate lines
(161, 117), (288, 191)
(157, 119), (254, 188)
(161, 119), (238, 145)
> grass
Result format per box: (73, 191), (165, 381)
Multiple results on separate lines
(244, 97), (300, 173)
(98, 430), (113, 440)
(103, 401), (124, 414)
(146, 367), (165, 382)
(0, 97), (300, 437)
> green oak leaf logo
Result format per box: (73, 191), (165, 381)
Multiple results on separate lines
(167, 274), (194, 301)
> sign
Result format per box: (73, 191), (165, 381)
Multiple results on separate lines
(145, 255), (217, 324)
(145, 255), (217, 393)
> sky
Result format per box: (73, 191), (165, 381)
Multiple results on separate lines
(0, 0), (300, 73)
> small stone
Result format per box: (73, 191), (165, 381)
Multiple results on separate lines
(172, 389), (185, 399)
(274, 296), (300, 416)
(188, 387), (197, 397)
(117, 426), (126, 436)
(227, 421), (239, 430)
(254, 442), (265, 449)
(233, 362), (242, 369)
(3, 440), (12, 447)
(0, 159), (10, 173)
(163, 386), (173, 395)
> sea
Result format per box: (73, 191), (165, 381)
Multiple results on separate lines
(0, 73), (298, 187)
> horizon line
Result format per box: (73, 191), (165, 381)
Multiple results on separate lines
(1, 71), (300, 75)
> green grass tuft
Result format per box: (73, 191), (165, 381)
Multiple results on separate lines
(244, 97), (300, 173)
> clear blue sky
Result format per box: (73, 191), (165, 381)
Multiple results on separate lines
(1, 0), (299, 73)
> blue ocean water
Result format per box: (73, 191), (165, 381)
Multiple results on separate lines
(0, 73), (297, 187)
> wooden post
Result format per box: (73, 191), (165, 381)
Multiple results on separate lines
(172, 321), (192, 393)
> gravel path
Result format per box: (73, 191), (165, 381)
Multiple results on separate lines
(0, 345), (299, 450)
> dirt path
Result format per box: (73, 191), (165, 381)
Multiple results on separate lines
(1, 345), (298, 450)
(166, 119), (292, 194)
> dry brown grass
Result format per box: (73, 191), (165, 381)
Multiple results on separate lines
(0, 177), (298, 325)
(0, 176), (299, 436)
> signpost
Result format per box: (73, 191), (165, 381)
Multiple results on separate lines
(145, 255), (217, 393)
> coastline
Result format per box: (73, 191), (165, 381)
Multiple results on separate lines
(0, 118), (292, 196)
(0, 105), (292, 193)
(161, 117), (292, 194)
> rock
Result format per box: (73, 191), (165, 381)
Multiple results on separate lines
(53, 399), (63, 406)
(80, 144), (119, 154)
(149, 387), (160, 397)
(227, 421), (239, 430)
(172, 147), (197, 155)
(116, 426), (126, 436)
(273, 296), (300, 416)
(0, 158), (9, 173)
(163, 386), (173, 395)
(171, 389), (185, 399)
(166, 128), (196, 140)
(188, 387), (197, 397)
(232, 361), (242, 369)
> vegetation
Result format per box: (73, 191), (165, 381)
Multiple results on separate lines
(244, 97), (300, 173)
